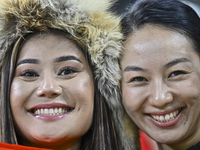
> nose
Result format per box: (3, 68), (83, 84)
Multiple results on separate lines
(37, 75), (62, 98)
(148, 80), (173, 108)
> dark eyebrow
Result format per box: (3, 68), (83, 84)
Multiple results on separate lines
(123, 66), (147, 72)
(54, 56), (83, 64)
(17, 59), (40, 66)
(164, 58), (190, 68)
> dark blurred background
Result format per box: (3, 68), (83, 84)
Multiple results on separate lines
(111, 0), (200, 16)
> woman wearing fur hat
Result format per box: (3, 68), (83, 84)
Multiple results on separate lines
(0, 0), (139, 150)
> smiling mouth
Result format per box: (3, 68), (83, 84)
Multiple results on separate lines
(30, 107), (74, 115)
(150, 108), (183, 122)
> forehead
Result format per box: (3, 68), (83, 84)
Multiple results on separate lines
(126, 25), (190, 51)
(18, 33), (85, 60)
(121, 24), (197, 67)
(124, 25), (194, 57)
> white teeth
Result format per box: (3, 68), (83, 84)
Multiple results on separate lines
(35, 110), (39, 115)
(33, 107), (70, 115)
(173, 111), (176, 116)
(156, 115), (159, 120)
(49, 108), (53, 115)
(165, 114), (169, 121)
(160, 116), (164, 122)
(41, 109), (44, 114)
(170, 112), (173, 118)
(59, 108), (62, 114)
(151, 109), (181, 122)
(55, 108), (58, 114)
(44, 109), (48, 114)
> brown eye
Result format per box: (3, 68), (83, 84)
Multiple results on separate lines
(169, 70), (187, 78)
(130, 77), (148, 83)
(20, 70), (39, 77)
(58, 67), (79, 76)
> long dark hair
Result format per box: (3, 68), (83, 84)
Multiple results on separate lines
(121, 0), (200, 55)
(1, 30), (122, 149)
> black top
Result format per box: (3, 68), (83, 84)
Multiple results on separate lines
(187, 141), (200, 150)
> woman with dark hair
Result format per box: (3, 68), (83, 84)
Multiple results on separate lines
(120, 0), (200, 150)
(0, 0), (140, 149)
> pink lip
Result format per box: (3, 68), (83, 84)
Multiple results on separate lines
(33, 113), (69, 121)
(28, 102), (74, 121)
(147, 108), (185, 127)
(29, 102), (73, 110)
(147, 108), (181, 116)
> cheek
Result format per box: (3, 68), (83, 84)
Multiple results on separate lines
(177, 78), (200, 102)
(10, 80), (26, 108)
(68, 73), (94, 106)
(122, 86), (143, 113)
(10, 79), (35, 112)
(68, 74), (94, 127)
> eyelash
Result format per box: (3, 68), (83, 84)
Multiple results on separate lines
(58, 67), (79, 76)
(19, 69), (39, 77)
(169, 70), (187, 78)
(18, 66), (79, 79)
(130, 76), (148, 83)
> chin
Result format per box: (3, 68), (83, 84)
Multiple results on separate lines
(152, 135), (181, 145)
(26, 137), (64, 148)
(29, 133), (64, 143)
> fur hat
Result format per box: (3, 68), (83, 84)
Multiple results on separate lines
(0, 0), (140, 149)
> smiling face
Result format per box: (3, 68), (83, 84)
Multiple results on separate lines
(121, 24), (200, 149)
(10, 33), (94, 149)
